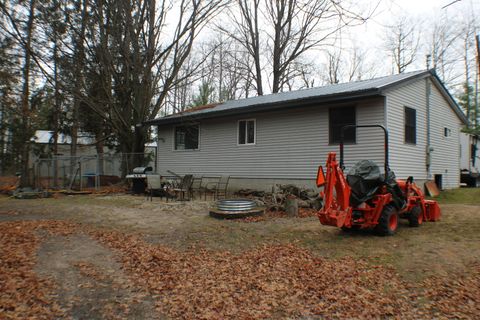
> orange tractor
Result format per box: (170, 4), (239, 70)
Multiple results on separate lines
(316, 125), (440, 236)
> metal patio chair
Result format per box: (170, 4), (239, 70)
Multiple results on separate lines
(171, 174), (194, 201)
(203, 175), (230, 200)
(146, 174), (162, 201)
(190, 176), (203, 200)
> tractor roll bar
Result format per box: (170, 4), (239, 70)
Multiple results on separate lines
(340, 124), (389, 174)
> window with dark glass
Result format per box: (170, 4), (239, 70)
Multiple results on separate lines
(404, 107), (416, 144)
(329, 106), (356, 144)
(238, 119), (255, 144)
(174, 125), (199, 150)
(444, 127), (451, 137)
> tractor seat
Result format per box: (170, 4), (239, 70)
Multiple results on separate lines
(346, 160), (383, 206)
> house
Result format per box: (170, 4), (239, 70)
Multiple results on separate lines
(145, 70), (468, 191)
(460, 132), (479, 187)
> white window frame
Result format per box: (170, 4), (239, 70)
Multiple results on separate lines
(237, 119), (256, 146)
(172, 124), (200, 151)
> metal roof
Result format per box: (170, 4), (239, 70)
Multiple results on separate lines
(145, 70), (467, 125)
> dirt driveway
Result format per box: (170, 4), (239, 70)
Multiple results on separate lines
(1, 193), (479, 318)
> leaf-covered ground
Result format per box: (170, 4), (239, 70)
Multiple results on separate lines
(1, 219), (479, 319)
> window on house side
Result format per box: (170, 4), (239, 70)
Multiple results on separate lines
(404, 107), (416, 144)
(238, 119), (255, 145)
(444, 127), (451, 137)
(329, 106), (356, 144)
(174, 125), (199, 150)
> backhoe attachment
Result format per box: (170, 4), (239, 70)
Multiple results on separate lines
(317, 152), (351, 228)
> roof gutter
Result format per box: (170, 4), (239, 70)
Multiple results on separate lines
(142, 89), (382, 127)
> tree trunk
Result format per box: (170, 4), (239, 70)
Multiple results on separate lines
(133, 126), (147, 168)
(52, 1), (60, 187)
(70, 0), (88, 175)
(20, 0), (36, 187)
(465, 36), (471, 124)
(95, 133), (104, 176)
(285, 196), (298, 217)
(0, 102), (5, 175)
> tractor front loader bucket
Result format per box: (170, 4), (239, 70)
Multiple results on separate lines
(424, 200), (441, 221)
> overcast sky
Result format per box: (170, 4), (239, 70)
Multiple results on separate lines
(334, 0), (479, 83)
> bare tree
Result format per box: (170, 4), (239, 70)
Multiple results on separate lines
(74, 0), (228, 170)
(429, 19), (460, 81)
(169, 56), (198, 114)
(346, 45), (369, 81)
(36, 0), (68, 184)
(183, 33), (259, 106)
(326, 49), (341, 84)
(384, 16), (420, 74)
(318, 42), (374, 85)
(460, 18), (477, 123)
(0, 0), (37, 185)
(221, 0), (375, 94)
(221, 43), (245, 100)
(296, 61), (316, 89)
(219, 0), (264, 95)
(0, 35), (18, 174)
(265, 0), (358, 92)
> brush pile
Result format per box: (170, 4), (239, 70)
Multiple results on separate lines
(235, 184), (323, 211)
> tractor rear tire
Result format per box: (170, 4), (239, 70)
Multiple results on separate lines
(408, 206), (423, 227)
(375, 205), (398, 236)
(341, 225), (361, 232)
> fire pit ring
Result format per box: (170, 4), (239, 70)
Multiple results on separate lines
(210, 199), (265, 219)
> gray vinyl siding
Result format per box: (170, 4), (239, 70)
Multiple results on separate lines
(156, 98), (385, 180)
(385, 79), (428, 181)
(428, 82), (462, 189)
(385, 78), (461, 189)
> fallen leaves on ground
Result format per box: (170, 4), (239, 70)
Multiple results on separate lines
(0, 221), (76, 319)
(240, 208), (317, 222)
(0, 210), (20, 215)
(0, 176), (17, 193)
(90, 227), (480, 319)
(85, 185), (130, 194)
(1, 220), (480, 319)
(421, 265), (480, 318)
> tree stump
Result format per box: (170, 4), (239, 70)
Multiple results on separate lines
(285, 196), (298, 217)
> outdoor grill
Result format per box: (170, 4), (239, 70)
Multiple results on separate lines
(126, 166), (153, 194)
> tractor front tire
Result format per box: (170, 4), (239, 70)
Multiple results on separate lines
(408, 206), (423, 227)
(375, 205), (398, 236)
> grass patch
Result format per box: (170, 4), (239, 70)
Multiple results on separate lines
(434, 188), (480, 205)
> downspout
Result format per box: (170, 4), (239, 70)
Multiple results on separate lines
(426, 78), (433, 180)
(156, 125), (160, 173)
(383, 96), (388, 131)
